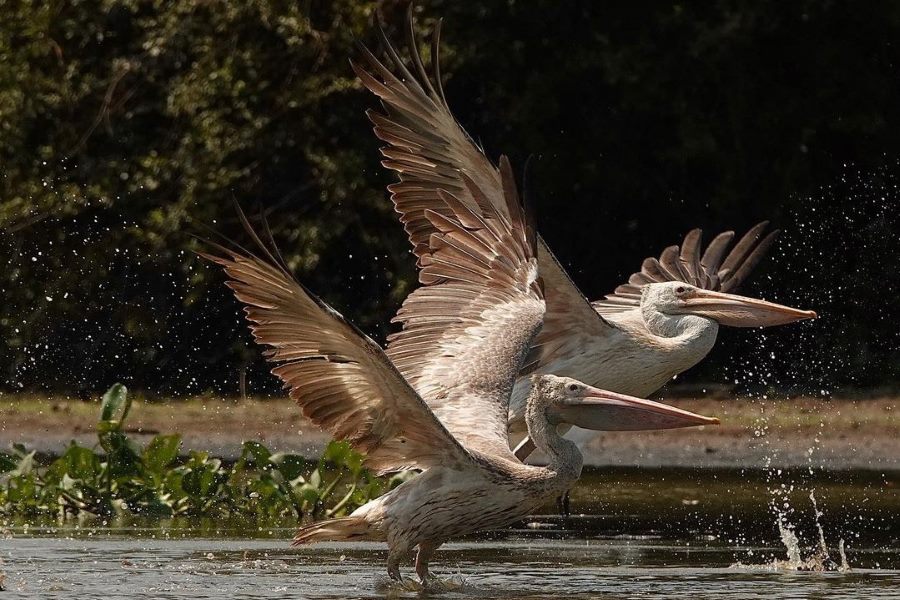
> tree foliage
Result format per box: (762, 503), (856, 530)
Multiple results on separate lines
(1, 0), (897, 394)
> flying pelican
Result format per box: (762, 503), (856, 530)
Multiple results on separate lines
(202, 175), (717, 581)
(351, 12), (816, 460)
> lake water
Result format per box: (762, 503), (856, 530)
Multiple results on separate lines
(3, 535), (898, 599)
(2, 467), (897, 598)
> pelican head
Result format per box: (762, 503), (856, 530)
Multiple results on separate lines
(534, 374), (719, 432)
(642, 281), (817, 327)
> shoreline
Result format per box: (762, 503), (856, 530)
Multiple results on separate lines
(1, 395), (897, 470)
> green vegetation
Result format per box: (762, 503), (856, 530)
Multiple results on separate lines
(0, 385), (397, 523)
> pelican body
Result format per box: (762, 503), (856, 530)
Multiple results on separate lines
(297, 374), (587, 580)
(352, 11), (816, 458)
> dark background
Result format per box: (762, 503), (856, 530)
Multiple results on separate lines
(1, 0), (897, 397)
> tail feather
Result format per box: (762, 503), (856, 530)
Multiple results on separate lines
(292, 516), (371, 546)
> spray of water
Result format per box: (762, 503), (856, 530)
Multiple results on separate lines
(725, 164), (900, 570)
(734, 490), (850, 571)
(768, 491), (850, 572)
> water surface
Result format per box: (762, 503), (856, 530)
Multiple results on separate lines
(3, 531), (898, 599)
(3, 466), (897, 598)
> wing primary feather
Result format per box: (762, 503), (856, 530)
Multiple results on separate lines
(720, 221), (770, 274)
(700, 230), (735, 273)
(187, 215), (257, 263)
(659, 245), (687, 281)
(498, 155), (522, 233)
(404, 4), (439, 101)
(721, 229), (779, 292)
(641, 257), (671, 282)
(679, 228), (702, 284)
(232, 200), (285, 275)
(432, 18), (448, 108)
(436, 188), (490, 232)
(259, 206), (291, 273)
(376, 22), (420, 92)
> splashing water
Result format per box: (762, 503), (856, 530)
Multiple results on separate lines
(737, 491), (851, 572)
(376, 573), (468, 593)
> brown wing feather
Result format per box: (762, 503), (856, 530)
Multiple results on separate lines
(386, 163), (544, 461)
(352, 12), (509, 265)
(521, 240), (620, 375)
(593, 222), (779, 314)
(201, 245), (471, 475)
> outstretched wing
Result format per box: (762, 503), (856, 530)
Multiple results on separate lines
(355, 8), (616, 387)
(592, 222), (779, 314)
(201, 234), (472, 475)
(351, 8), (512, 262)
(386, 158), (545, 461)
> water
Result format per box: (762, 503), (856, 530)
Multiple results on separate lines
(2, 467), (896, 598)
(568, 467), (897, 547)
(3, 534), (898, 599)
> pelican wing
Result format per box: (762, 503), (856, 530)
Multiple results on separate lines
(202, 244), (472, 475)
(386, 159), (545, 461)
(592, 222), (779, 314)
(351, 10), (512, 262)
(356, 9), (618, 386)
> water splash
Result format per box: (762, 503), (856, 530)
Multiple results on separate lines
(377, 573), (468, 592)
(736, 491), (851, 572)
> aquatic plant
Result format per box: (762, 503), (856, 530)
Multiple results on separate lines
(0, 384), (395, 523)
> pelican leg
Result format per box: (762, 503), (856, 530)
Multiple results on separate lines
(556, 490), (571, 517)
(386, 546), (406, 581)
(415, 540), (443, 583)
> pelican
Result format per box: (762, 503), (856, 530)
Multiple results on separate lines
(202, 174), (717, 581)
(352, 12), (816, 459)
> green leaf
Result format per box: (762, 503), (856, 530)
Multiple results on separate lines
(96, 420), (120, 434)
(295, 482), (321, 505)
(143, 434), (182, 473)
(240, 441), (271, 467)
(134, 492), (174, 517)
(99, 429), (141, 460)
(99, 383), (130, 425)
(62, 443), (101, 480)
(322, 440), (363, 472)
(269, 452), (308, 481)
(322, 440), (351, 464)
(100, 430), (142, 479)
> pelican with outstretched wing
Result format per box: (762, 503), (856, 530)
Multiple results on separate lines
(352, 10), (815, 460)
(203, 168), (716, 581)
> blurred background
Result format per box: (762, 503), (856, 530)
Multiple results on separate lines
(1, 0), (898, 398)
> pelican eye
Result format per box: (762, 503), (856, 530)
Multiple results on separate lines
(568, 384), (579, 392)
(675, 286), (686, 294)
